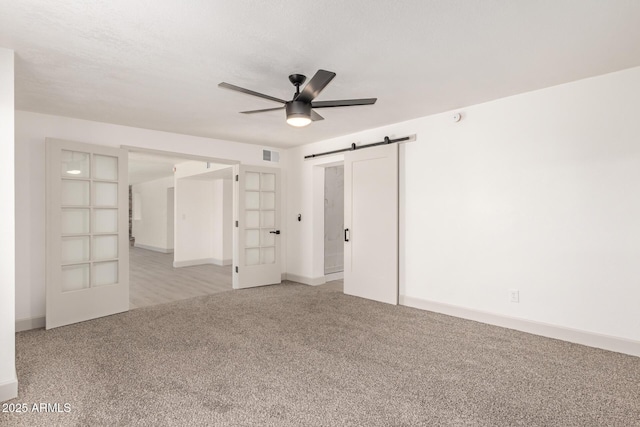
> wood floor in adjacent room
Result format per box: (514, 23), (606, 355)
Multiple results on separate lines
(129, 246), (232, 309)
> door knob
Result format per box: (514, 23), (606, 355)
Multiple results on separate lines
(269, 230), (281, 235)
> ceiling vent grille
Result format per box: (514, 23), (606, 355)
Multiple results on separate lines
(263, 149), (280, 163)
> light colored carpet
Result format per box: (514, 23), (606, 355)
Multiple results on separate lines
(4, 281), (639, 426)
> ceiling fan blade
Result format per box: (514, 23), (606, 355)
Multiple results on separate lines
(311, 98), (377, 108)
(295, 70), (336, 103)
(241, 106), (285, 114)
(310, 110), (324, 121)
(218, 82), (287, 104)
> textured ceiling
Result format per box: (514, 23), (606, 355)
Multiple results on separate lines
(2, 1), (640, 148)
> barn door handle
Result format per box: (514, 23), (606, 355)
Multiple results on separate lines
(269, 230), (281, 235)
(344, 228), (350, 242)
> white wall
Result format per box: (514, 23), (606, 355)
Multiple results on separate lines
(211, 179), (233, 264)
(174, 161), (233, 266)
(223, 180), (232, 262)
(0, 47), (17, 401)
(174, 159), (231, 179)
(286, 66), (640, 351)
(132, 175), (174, 252)
(211, 180), (224, 262)
(14, 111), (285, 322)
(173, 160), (233, 267)
(174, 178), (215, 264)
(167, 187), (174, 249)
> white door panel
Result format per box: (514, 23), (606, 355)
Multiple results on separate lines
(46, 138), (129, 329)
(344, 144), (398, 304)
(233, 165), (281, 289)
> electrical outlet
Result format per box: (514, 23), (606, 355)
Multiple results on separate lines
(509, 289), (519, 303)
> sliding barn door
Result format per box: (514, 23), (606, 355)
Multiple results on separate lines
(46, 138), (129, 329)
(233, 165), (282, 289)
(344, 144), (398, 304)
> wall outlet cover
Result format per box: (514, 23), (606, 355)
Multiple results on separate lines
(509, 289), (519, 303)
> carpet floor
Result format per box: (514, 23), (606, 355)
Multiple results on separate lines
(3, 281), (639, 426)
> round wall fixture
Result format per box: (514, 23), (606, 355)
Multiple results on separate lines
(452, 112), (462, 122)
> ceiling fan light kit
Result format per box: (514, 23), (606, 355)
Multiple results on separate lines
(219, 69), (377, 127)
(285, 101), (312, 127)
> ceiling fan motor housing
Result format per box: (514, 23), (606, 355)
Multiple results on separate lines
(285, 100), (311, 119)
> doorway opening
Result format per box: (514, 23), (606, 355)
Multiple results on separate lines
(46, 140), (283, 328)
(128, 151), (234, 309)
(324, 165), (344, 279)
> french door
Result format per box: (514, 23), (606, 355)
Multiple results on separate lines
(344, 143), (398, 304)
(233, 165), (282, 289)
(46, 138), (129, 329)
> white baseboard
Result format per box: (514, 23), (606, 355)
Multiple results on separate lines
(400, 296), (640, 358)
(16, 316), (46, 332)
(173, 258), (231, 268)
(284, 273), (326, 286)
(174, 259), (207, 268)
(324, 266), (344, 275)
(0, 371), (18, 402)
(134, 243), (174, 253)
(324, 272), (343, 281)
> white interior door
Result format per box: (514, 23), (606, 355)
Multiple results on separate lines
(46, 138), (129, 329)
(233, 165), (281, 289)
(344, 143), (398, 304)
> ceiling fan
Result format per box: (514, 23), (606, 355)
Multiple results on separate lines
(218, 70), (377, 127)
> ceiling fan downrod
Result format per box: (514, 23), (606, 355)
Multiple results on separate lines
(288, 74), (306, 97)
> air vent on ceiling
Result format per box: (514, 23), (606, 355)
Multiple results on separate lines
(263, 149), (280, 163)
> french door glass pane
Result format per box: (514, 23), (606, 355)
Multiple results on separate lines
(61, 236), (90, 264)
(260, 247), (275, 264)
(62, 180), (90, 206)
(93, 261), (118, 287)
(261, 230), (275, 246)
(260, 211), (275, 228)
(95, 182), (118, 206)
(93, 235), (118, 260)
(245, 191), (259, 210)
(245, 229), (259, 247)
(62, 208), (90, 234)
(245, 211), (259, 228)
(61, 264), (90, 292)
(94, 209), (118, 233)
(261, 173), (275, 191)
(60, 150), (90, 178)
(245, 172), (260, 191)
(242, 168), (279, 272)
(94, 155), (118, 180)
(260, 192), (275, 210)
(245, 248), (260, 265)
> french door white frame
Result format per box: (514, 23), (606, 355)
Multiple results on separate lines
(232, 164), (282, 289)
(47, 141), (286, 328)
(46, 138), (130, 329)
